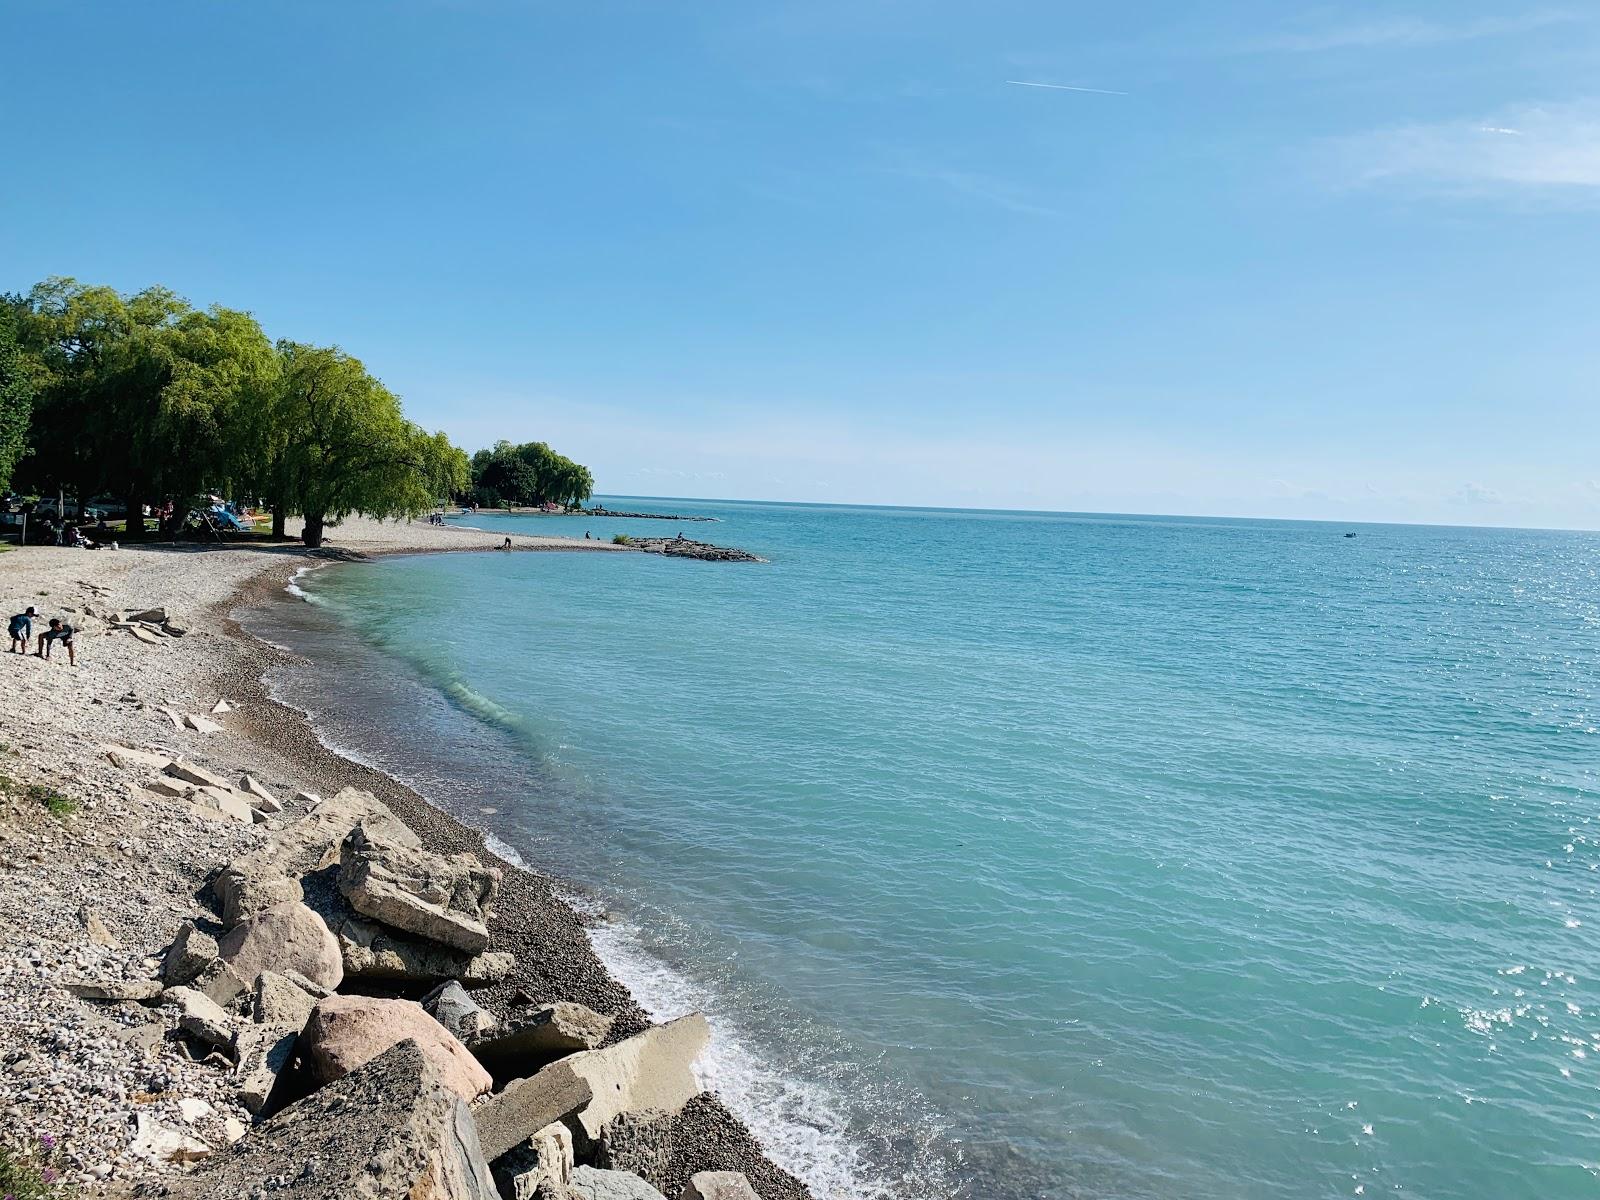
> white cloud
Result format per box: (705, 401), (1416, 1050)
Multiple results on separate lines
(1240, 11), (1579, 53)
(1321, 100), (1600, 197)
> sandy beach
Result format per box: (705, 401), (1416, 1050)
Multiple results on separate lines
(0, 517), (806, 1198)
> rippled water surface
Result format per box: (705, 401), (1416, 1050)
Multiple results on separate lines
(262, 501), (1600, 1200)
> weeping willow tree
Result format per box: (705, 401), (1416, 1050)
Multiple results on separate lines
(270, 342), (468, 547)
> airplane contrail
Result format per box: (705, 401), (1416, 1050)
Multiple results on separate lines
(1006, 80), (1128, 95)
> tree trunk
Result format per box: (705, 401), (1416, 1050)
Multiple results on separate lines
(125, 492), (144, 539)
(302, 514), (324, 548)
(271, 503), (286, 540)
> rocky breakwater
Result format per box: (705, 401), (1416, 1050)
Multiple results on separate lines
(107, 786), (812, 1200)
(619, 538), (764, 564)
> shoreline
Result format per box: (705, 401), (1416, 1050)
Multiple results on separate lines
(0, 517), (814, 1198)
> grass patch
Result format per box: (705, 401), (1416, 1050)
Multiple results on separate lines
(25, 784), (77, 818)
(0, 1139), (74, 1197)
(611, 533), (632, 545)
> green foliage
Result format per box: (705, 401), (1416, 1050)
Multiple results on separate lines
(4, 276), (497, 549)
(0, 1135), (75, 1196)
(25, 784), (76, 817)
(270, 343), (469, 547)
(612, 533), (632, 545)
(0, 298), (35, 492)
(469, 439), (593, 509)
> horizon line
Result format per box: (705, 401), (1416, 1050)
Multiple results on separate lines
(583, 493), (1600, 536)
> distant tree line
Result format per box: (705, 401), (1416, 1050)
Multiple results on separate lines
(0, 278), (593, 547)
(468, 440), (594, 510)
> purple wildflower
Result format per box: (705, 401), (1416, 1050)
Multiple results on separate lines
(37, 1132), (56, 1149)
(40, 1167), (58, 1183)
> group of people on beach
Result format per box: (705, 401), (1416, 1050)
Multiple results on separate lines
(7, 607), (76, 666)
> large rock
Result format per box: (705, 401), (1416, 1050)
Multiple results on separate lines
(679, 1172), (759, 1200)
(564, 1015), (710, 1141)
(339, 824), (500, 954)
(495, 1122), (574, 1200)
(254, 970), (318, 1029)
(162, 986), (234, 1051)
(303, 995), (493, 1102)
(165, 759), (229, 790)
(337, 914), (513, 985)
(472, 1060), (593, 1163)
(423, 980), (498, 1042)
(170, 1040), (499, 1199)
(570, 1167), (669, 1200)
(234, 1025), (298, 1115)
(190, 784), (253, 824)
(217, 901), (343, 992)
(468, 1002), (613, 1076)
(239, 774), (281, 811)
(162, 923), (218, 986)
(220, 873), (304, 928)
(189, 957), (248, 1008)
(213, 787), (418, 920)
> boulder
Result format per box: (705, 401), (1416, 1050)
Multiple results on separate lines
(126, 606), (168, 623)
(146, 776), (195, 800)
(234, 1025), (298, 1115)
(494, 1122), (574, 1199)
(130, 625), (164, 645)
(220, 873), (304, 928)
(213, 787), (418, 918)
(211, 698), (233, 714)
(170, 1041), (499, 1199)
(217, 901), (344, 992)
(471, 1059), (592, 1163)
(254, 970), (318, 1029)
(155, 705), (186, 729)
(65, 977), (162, 1003)
(189, 957), (248, 1008)
(190, 784), (254, 824)
(338, 824), (500, 954)
(570, 1167), (669, 1200)
(100, 743), (174, 772)
(303, 995), (493, 1102)
(163, 986), (234, 1050)
(240, 774), (281, 811)
(679, 1172), (760, 1200)
(467, 1002), (613, 1075)
(183, 713), (225, 735)
(166, 759), (230, 790)
(293, 790), (322, 805)
(564, 1015), (710, 1141)
(128, 1111), (212, 1165)
(337, 914), (514, 986)
(423, 980), (498, 1042)
(163, 924), (219, 986)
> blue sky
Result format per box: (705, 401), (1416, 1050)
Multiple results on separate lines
(4, 2), (1598, 527)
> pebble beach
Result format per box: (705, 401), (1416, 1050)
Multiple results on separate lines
(0, 518), (805, 1199)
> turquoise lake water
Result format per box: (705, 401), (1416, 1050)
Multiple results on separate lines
(263, 500), (1600, 1200)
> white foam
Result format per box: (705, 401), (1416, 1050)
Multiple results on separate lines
(484, 832), (529, 869)
(577, 899), (908, 1200)
(284, 564), (327, 601)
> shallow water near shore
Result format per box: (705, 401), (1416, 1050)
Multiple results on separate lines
(251, 500), (1600, 1200)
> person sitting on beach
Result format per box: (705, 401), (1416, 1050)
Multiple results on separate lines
(502, 536), (513, 550)
(8, 607), (37, 654)
(37, 618), (75, 666)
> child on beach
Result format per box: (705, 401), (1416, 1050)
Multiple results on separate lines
(37, 618), (75, 666)
(8, 607), (36, 653)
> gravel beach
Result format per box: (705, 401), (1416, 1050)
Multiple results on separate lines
(0, 517), (809, 1198)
